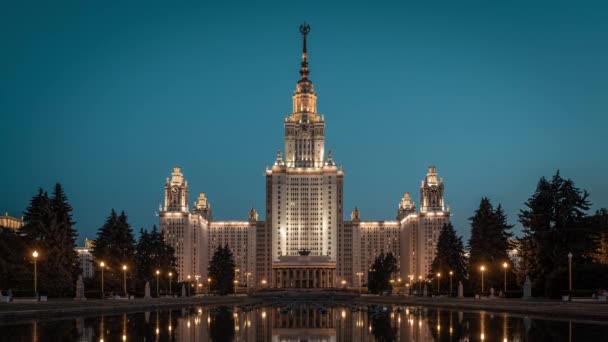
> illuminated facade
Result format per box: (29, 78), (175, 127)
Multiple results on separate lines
(159, 25), (450, 285)
(0, 212), (23, 230)
(76, 239), (95, 278)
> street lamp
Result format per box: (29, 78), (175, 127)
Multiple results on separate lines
(99, 261), (105, 298)
(122, 265), (128, 297)
(449, 271), (453, 296)
(246, 272), (252, 294)
(502, 262), (508, 294)
(418, 276), (422, 295)
(187, 275), (191, 297)
(568, 252), (573, 293)
(408, 275), (413, 295)
(168, 272), (173, 295)
(207, 277), (211, 296)
(234, 268), (240, 294)
(356, 272), (363, 295)
(436, 273), (441, 294)
(32, 250), (39, 297)
(156, 270), (160, 297)
(480, 266), (486, 294)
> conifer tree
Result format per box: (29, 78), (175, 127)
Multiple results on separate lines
(468, 197), (514, 293)
(519, 171), (591, 296)
(429, 223), (467, 292)
(367, 252), (398, 294)
(20, 184), (79, 296)
(92, 210), (136, 294)
(208, 245), (235, 296)
(591, 209), (608, 265)
(135, 225), (177, 293)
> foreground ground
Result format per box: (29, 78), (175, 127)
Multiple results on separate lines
(356, 295), (608, 323)
(0, 295), (256, 322)
(2, 292), (608, 323)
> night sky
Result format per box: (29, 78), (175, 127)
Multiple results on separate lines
(1, 1), (607, 244)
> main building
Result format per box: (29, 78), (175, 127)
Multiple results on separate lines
(159, 25), (450, 289)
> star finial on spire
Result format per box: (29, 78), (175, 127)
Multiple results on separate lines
(299, 23), (311, 80)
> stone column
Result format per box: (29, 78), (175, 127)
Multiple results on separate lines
(313, 269), (317, 288)
(297, 269), (301, 288)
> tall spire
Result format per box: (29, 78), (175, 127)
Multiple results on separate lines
(299, 23), (311, 80)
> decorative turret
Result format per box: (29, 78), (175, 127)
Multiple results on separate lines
(397, 192), (416, 220)
(351, 207), (361, 221)
(193, 192), (212, 220)
(248, 207), (258, 222)
(274, 150), (285, 166)
(325, 149), (335, 166)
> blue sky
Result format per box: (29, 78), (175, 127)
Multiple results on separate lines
(1, 1), (607, 244)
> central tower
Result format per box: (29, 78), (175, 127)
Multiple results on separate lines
(266, 24), (343, 288)
(284, 23), (325, 168)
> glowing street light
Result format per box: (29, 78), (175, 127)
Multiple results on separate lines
(32, 250), (39, 297)
(168, 272), (173, 295)
(156, 270), (160, 297)
(99, 261), (105, 298)
(418, 275), (422, 295)
(356, 272), (363, 295)
(122, 265), (128, 297)
(246, 272), (252, 294)
(436, 273), (441, 294)
(480, 266), (486, 293)
(502, 262), (509, 293)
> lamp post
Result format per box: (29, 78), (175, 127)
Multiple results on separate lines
(99, 261), (105, 298)
(122, 265), (128, 297)
(168, 272), (173, 295)
(356, 272), (363, 295)
(246, 272), (252, 294)
(568, 252), (573, 293)
(418, 276), (422, 295)
(32, 250), (38, 297)
(207, 278), (211, 296)
(234, 268), (240, 294)
(449, 271), (453, 297)
(436, 273), (441, 294)
(408, 275), (413, 295)
(156, 270), (160, 297)
(480, 266), (485, 294)
(187, 275), (191, 297)
(502, 262), (508, 294)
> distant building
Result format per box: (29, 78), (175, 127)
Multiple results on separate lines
(76, 238), (95, 278)
(0, 212), (23, 230)
(159, 25), (450, 287)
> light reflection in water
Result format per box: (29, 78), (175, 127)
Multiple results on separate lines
(2, 304), (608, 341)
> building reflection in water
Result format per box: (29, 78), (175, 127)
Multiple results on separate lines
(3, 303), (608, 341)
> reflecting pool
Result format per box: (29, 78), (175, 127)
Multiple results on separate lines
(2, 302), (608, 341)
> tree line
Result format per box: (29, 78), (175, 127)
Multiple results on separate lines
(0, 183), (178, 297)
(368, 171), (608, 298)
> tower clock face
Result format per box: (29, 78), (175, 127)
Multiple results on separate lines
(431, 186), (438, 193)
(171, 186), (178, 195)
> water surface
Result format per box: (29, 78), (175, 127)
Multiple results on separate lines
(2, 302), (607, 341)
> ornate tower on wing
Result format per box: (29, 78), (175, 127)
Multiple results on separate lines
(284, 23), (325, 168)
(420, 166), (445, 212)
(164, 167), (189, 212)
